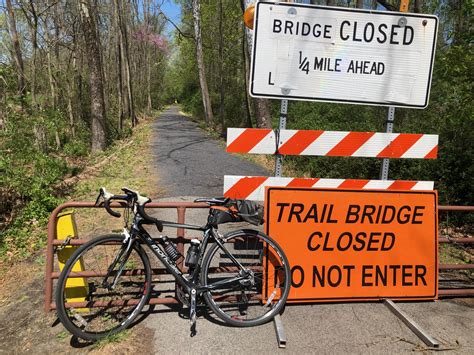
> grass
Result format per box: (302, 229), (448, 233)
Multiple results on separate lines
(70, 113), (165, 237)
(90, 330), (131, 350)
(439, 244), (472, 265)
(73, 114), (161, 201)
(56, 331), (69, 340)
(18, 294), (29, 302)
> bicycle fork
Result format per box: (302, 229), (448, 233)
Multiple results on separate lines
(103, 229), (134, 290)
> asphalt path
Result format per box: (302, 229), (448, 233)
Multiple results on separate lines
(150, 106), (268, 197)
(143, 107), (474, 354)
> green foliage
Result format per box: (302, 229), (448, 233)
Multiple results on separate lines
(0, 148), (67, 258)
(0, 92), (80, 259)
(63, 140), (89, 157)
(167, 1), (473, 216)
(165, 0), (248, 128)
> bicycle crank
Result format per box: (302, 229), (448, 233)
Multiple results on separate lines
(189, 289), (197, 330)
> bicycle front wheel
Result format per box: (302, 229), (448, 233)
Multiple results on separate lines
(201, 229), (290, 327)
(55, 234), (152, 341)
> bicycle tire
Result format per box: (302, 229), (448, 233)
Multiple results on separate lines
(201, 229), (291, 327)
(55, 234), (152, 341)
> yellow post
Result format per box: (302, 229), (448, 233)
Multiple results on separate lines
(399, 0), (410, 12)
(56, 211), (88, 309)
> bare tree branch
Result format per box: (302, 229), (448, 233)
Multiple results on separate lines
(377, 0), (397, 11)
(157, 9), (194, 40)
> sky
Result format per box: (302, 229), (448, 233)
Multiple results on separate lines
(159, 0), (182, 37)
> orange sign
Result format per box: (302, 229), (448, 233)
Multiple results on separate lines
(265, 187), (438, 302)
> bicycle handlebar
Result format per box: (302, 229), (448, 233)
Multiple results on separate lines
(103, 197), (124, 218)
(138, 204), (163, 232)
(96, 187), (163, 232)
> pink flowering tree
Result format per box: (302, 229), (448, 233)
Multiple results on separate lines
(133, 25), (168, 52)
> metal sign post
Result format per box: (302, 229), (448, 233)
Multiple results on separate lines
(274, 99), (287, 177)
(380, 106), (395, 180)
(272, 100), (288, 347)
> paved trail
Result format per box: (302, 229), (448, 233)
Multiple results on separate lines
(143, 107), (474, 354)
(151, 106), (267, 197)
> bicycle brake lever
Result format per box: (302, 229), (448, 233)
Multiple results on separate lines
(101, 187), (114, 200)
(95, 187), (105, 206)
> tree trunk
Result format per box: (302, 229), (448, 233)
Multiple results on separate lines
(79, 0), (107, 152)
(115, 0), (136, 127)
(122, 2), (136, 126)
(218, 0), (225, 136)
(242, 0), (272, 128)
(66, 85), (75, 138)
(414, 0), (422, 13)
(356, 0), (364, 8)
(45, 33), (57, 109)
(451, 1), (466, 44)
(239, 0), (253, 127)
(254, 100), (272, 128)
(5, 0), (26, 97)
(113, 0), (125, 130)
(143, 0), (152, 113)
(241, 23), (253, 128)
(21, 0), (39, 106)
(34, 124), (48, 153)
(192, 0), (214, 126)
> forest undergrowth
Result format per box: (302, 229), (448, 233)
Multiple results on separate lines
(0, 112), (161, 268)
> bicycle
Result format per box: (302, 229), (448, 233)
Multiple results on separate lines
(55, 187), (291, 341)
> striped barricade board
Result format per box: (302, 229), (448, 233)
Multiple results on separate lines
(227, 128), (438, 159)
(224, 176), (434, 201)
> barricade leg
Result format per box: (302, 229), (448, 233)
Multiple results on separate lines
(383, 299), (439, 348)
(273, 314), (287, 348)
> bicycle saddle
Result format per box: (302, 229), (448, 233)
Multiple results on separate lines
(194, 197), (230, 206)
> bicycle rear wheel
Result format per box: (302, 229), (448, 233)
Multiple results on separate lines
(201, 229), (290, 327)
(55, 234), (152, 341)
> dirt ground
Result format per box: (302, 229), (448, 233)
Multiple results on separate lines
(0, 252), (155, 354)
(1, 110), (472, 354)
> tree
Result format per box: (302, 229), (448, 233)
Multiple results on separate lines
(242, 0), (272, 128)
(5, 0), (26, 97)
(79, 0), (107, 152)
(192, 0), (214, 126)
(114, 0), (137, 127)
(218, 0), (225, 135)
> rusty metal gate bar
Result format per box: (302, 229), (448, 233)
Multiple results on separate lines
(437, 205), (474, 298)
(44, 201), (208, 312)
(45, 203), (473, 312)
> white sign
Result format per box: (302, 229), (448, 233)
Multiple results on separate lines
(250, 2), (438, 108)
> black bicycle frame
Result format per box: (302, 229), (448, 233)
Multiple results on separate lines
(135, 218), (248, 295)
